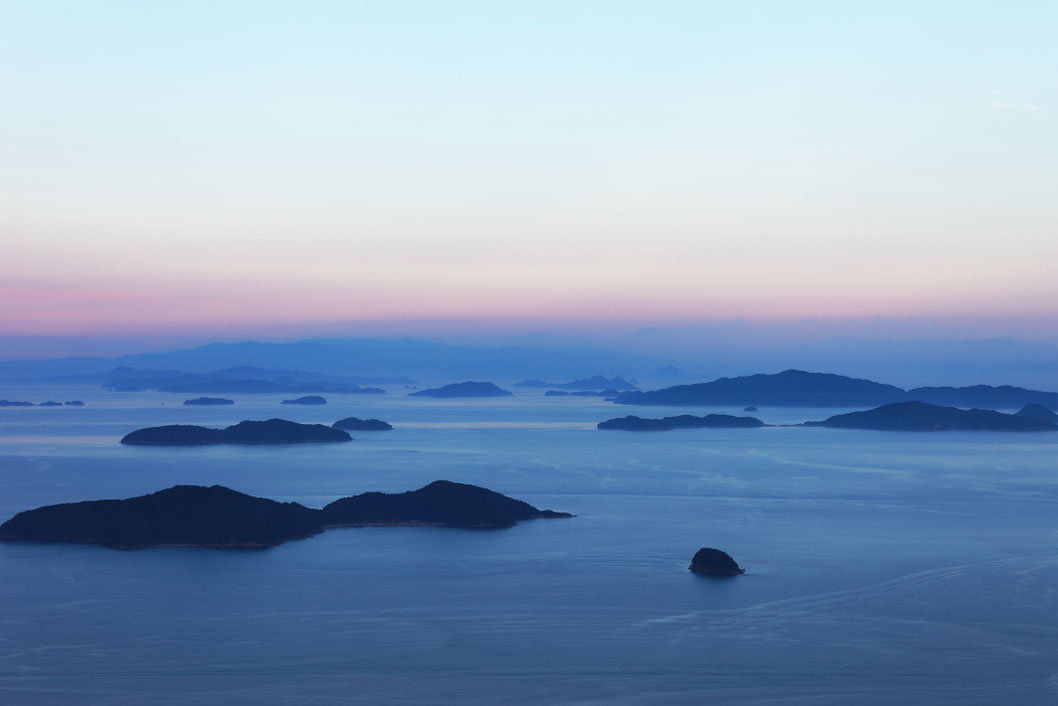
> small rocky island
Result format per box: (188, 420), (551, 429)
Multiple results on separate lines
(120, 419), (352, 445)
(38, 401), (63, 406)
(65, 400), (85, 406)
(409, 381), (513, 398)
(598, 414), (765, 431)
(0, 481), (572, 548)
(332, 416), (393, 431)
(183, 397), (235, 406)
(689, 548), (745, 576)
(281, 395), (327, 405)
(0, 400), (34, 407)
(805, 401), (1058, 431)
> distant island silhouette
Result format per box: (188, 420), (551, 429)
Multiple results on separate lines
(0, 480), (573, 548)
(545, 389), (621, 398)
(1015, 403), (1058, 423)
(804, 401), (1058, 431)
(615, 369), (1058, 409)
(120, 419), (353, 445)
(183, 397), (235, 406)
(0, 400), (35, 406)
(598, 414), (764, 431)
(515, 375), (637, 391)
(281, 395), (327, 405)
(409, 381), (513, 398)
(332, 417), (393, 431)
(103, 367), (386, 395)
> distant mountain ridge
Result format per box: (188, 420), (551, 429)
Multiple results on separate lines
(615, 370), (1058, 409)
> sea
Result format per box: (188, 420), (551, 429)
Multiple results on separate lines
(1, 384), (1057, 705)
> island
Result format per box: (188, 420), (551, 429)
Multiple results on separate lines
(332, 416), (393, 431)
(614, 369), (1058, 409)
(744, 406), (757, 412)
(598, 414), (765, 431)
(320, 480), (573, 528)
(0, 485), (324, 549)
(120, 418), (353, 445)
(183, 397), (235, 406)
(0, 480), (573, 548)
(0, 400), (34, 407)
(38, 401), (63, 407)
(804, 401), (1058, 432)
(281, 395), (327, 405)
(1015, 403), (1058, 423)
(689, 548), (745, 576)
(515, 375), (637, 391)
(409, 381), (513, 398)
(64, 400), (85, 406)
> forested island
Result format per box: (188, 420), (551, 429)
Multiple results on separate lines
(120, 419), (352, 445)
(0, 481), (573, 548)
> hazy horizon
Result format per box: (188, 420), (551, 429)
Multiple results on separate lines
(3, 1), (1056, 343)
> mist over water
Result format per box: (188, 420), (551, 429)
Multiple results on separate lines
(2, 385), (1058, 704)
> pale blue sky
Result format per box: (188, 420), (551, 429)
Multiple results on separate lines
(1, 1), (1055, 335)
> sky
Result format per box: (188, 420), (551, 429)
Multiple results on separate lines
(2, 1), (1056, 350)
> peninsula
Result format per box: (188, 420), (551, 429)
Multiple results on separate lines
(598, 414), (764, 431)
(120, 419), (353, 445)
(409, 381), (513, 398)
(0, 481), (573, 548)
(804, 401), (1058, 432)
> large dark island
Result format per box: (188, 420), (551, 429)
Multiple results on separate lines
(120, 419), (353, 445)
(321, 480), (572, 528)
(0, 481), (573, 548)
(804, 401), (1058, 432)
(409, 381), (513, 398)
(598, 414), (764, 431)
(0, 485), (323, 549)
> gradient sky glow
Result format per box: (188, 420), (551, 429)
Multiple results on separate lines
(2, 1), (1056, 338)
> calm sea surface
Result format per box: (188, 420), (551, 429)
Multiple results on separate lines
(2, 385), (1057, 705)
